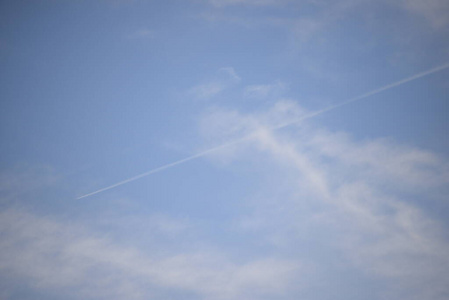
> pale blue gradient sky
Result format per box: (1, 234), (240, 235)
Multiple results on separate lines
(1, 1), (449, 300)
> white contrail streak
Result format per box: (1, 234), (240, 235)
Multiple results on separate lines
(76, 136), (252, 199)
(77, 63), (449, 199)
(273, 62), (449, 130)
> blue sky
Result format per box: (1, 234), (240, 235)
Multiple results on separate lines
(1, 0), (449, 299)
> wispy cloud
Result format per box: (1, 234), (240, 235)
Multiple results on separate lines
(127, 29), (155, 39)
(199, 0), (449, 80)
(0, 165), (59, 204)
(188, 67), (241, 100)
(219, 66), (241, 82)
(400, 0), (449, 28)
(189, 82), (225, 99)
(200, 99), (449, 299)
(0, 208), (301, 300)
(244, 80), (287, 99)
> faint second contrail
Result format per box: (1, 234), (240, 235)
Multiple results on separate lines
(77, 62), (449, 199)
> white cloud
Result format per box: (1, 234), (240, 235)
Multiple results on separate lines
(306, 130), (449, 189)
(244, 80), (287, 98)
(400, 0), (449, 28)
(0, 165), (60, 206)
(198, 99), (306, 149)
(189, 81), (226, 99)
(189, 67), (241, 100)
(198, 100), (449, 299)
(218, 66), (241, 82)
(0, 208), (301, 300)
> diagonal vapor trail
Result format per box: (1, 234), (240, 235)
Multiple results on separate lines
(77, 136), (250, 199)
(77, 62), (449, 199)
(273, 62), (449, 130)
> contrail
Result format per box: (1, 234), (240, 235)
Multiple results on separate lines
(273, 62), (449, 130)
(77, 62), (449, 199)
(77, 135), (252, 199)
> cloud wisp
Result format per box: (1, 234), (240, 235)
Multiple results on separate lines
(0, 208), (301, 300)
(77, 62), (449, 199)
(188, 67), (241, 100)
(219, 108), (449, 300)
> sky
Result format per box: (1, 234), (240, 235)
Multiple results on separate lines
(0, 0), (449, 299)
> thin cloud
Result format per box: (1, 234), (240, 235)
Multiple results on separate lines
(244, 80), (287, 98)
(188, 67), (241, 100)
(218, 67), (241, 82)
(400, 0), (449, 28)
(201, 100), (449, 300)
(0, 209), (301, 299)
(189, 82), (226, 99)
(127, 29), (155, 39)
